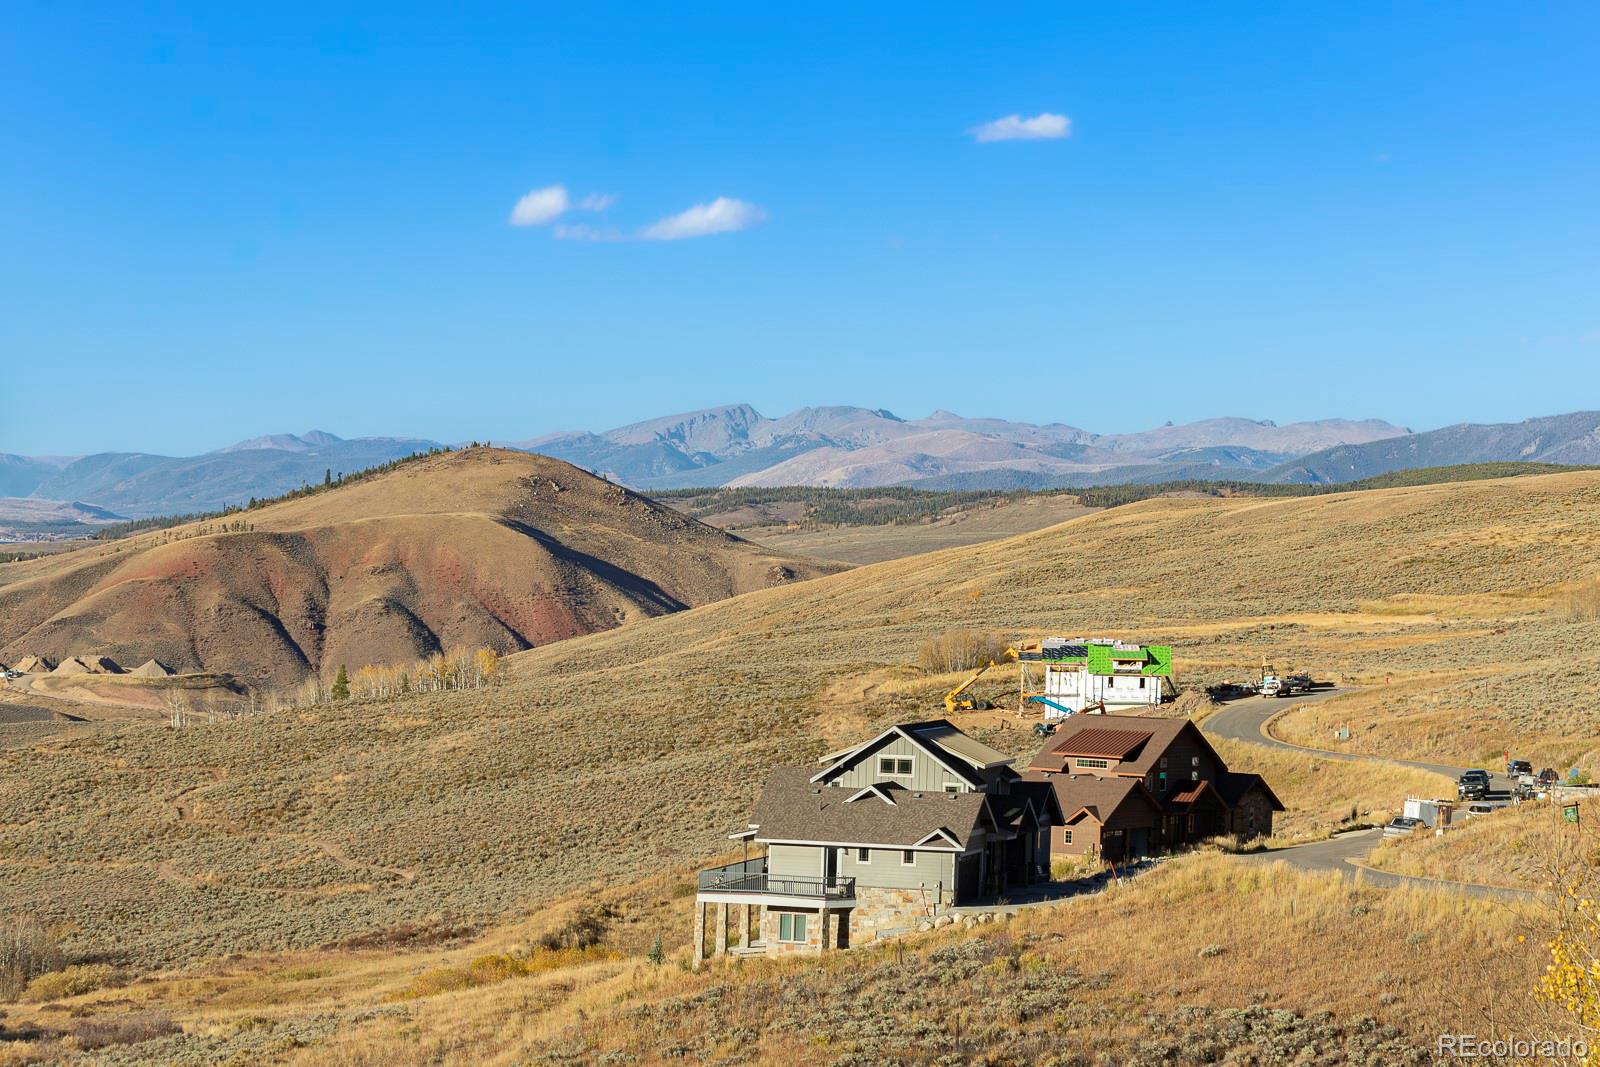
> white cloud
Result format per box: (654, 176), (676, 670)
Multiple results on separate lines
(509, 185), (571, 226)
(968, 112), (1071, 143)
(578, 192), (618, 212)
(640, 197), (767, 240)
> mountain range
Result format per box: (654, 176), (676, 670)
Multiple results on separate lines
(7, 407), (1600, 520)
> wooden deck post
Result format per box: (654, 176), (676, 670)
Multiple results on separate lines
(692, 902), (705, 969)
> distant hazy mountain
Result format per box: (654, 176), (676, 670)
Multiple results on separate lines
(1, 432), (442, 517)
(1264, 411), (1600, 483)
(518, 405), (1410, 490)
(28, 407), (1600, 516)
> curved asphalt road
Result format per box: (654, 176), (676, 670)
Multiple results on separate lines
(1202, 689), (1525, 897)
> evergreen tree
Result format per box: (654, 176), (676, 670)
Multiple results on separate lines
(324, 468), (332, 486)
(647, 934), (665, 966)
(331, 664), (350, 701)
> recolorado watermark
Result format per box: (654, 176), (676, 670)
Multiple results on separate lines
(1438, 1034), (1587, 1060)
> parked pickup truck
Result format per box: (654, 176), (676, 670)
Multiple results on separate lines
(1507, 758), (1533, 778)
(1457, 770), (1491, 800)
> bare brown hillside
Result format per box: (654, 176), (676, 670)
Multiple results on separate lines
(0, 449), (842, 690)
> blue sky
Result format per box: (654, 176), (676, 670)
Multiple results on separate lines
(3, 3), (1598, 455)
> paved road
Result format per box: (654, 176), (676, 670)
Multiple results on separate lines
(1205, 689), (1525, 895)
(1205, 687), (1511, 786)
(1239, 827), (1529, 900)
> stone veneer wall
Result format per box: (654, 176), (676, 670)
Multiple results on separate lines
(848, 885), (945, 943)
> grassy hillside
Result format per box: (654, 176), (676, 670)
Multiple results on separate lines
(0, 449), (841, 691)
(2, 469), (1598, 974)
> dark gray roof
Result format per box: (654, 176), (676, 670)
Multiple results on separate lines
(752, 767), (993, 849)
(813, 719), (1013, 791)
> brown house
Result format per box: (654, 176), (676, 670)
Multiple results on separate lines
(1024, 713), (1283, 855)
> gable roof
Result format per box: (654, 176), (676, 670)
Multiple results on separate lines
(812, 719), (1011, 789)
(754, 767), (995, 850)
(1027, 714), (1223, 777)
(1214, 771), (1286, 812)
(1023, 771), (1164, 826)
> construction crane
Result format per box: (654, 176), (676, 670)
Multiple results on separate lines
(944, 648), (1019, 713)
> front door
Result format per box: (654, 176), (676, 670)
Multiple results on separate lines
(823, 847), (838, 886)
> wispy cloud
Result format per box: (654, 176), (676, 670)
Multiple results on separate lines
(509, 186), (616, 227)
(553, 222), (623, 242)
(968, 112), (1071, 143)
(640, 197), (767, 240)
(509, 185), (571, 226)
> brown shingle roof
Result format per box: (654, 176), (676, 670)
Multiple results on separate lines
(1022, 771), (1162, 826)
(1215, 771), (1286, 811)
(751, 767), (993, 849)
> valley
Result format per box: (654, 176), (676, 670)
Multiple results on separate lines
(1, 467), (1597, 1061)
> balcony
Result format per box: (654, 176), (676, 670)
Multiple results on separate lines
(696, 858), (855, 902)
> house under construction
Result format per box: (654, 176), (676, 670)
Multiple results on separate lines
(1015, 638), (1175, 719)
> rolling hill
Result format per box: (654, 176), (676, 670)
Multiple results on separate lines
(0, 448), (841, 690)
(2, 467), (1597, 970)
(0, 432), (444, 517)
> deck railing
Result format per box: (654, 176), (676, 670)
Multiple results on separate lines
(697, 858), (855, 899)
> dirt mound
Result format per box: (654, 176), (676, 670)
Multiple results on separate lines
(0, 448), (843, 691)
(83, 655), (124, 674)
(50, 657), (92, 676)
(12, 655), (54, 673)
(129, 658), (176, 678)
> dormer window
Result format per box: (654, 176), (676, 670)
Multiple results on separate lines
(878, 756), (913, 778)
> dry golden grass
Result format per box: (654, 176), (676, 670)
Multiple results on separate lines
(3, 468), (1600, 1060)
(1367, 796), (1600, 891)
(745, 492), (1098, 563)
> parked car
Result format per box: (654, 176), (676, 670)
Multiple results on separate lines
(1383, 816), (1425, 839)
(1457, 770), (1491, 800)
(1507, 758), (1533, 778)
(1464, 802), (1506, 818)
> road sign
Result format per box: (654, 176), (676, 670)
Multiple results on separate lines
(1563, 803), (1580, 825)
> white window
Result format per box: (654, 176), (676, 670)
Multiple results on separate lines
(856, 847), (870, 863)
(878, 756), (913, 777)
(1076, 758), (1109, 770)
(943, 783), (961, 793)
(901, 849), (916, 866)
(1062, 828), (1074, 844)
(777, 912), (808, 943)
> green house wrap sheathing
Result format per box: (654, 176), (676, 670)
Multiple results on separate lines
(1080, 643), (1173, 677)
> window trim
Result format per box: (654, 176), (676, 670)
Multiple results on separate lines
(943, 782), (962, 793)
(856, 847), (870, 864)
(1062, 828), (1074, 845)
(877, 755), (914, 778)
(1075, 757), (1110, 770)
(777, 912), (808, 943)
(900, 849), (916, 867)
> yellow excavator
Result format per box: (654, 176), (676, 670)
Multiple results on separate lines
(944, 647), (1020, 713)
